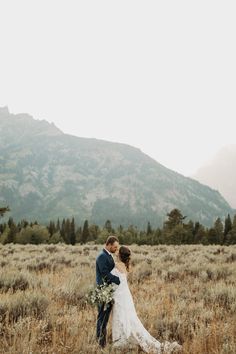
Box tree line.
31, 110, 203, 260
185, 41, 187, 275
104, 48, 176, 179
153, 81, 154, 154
0, 208, 236, 245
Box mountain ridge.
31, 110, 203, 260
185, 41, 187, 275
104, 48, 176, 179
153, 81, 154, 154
0, 107, 233, 227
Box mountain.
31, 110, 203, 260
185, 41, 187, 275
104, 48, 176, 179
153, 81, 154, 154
192, 145, 236, 209
0, 107, 233, 227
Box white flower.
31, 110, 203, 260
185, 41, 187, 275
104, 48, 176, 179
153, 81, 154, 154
86, 282, 115, 310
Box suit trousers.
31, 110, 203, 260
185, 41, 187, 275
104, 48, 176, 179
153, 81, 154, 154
96, 302, 113, 347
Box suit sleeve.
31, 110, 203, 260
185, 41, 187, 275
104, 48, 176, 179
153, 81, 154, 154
97, 254, 120, 285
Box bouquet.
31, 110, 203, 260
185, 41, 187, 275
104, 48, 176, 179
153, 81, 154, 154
86, 282, 116, 310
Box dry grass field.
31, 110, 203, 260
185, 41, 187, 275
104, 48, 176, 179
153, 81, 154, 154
0, 243, 236, 354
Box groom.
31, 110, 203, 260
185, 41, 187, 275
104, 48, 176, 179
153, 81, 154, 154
96, 235, 120, 348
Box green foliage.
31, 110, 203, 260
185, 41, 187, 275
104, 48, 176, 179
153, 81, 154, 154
147, 222, 152, 235
0, 226, 10, 244
226, 215, 236, 245
164, 224, 188, 245
49, 231, 63, 244
224, 214, 232, 242
194, 223, 207, 244
0, 108, 234, 230
88, 224, 100, 241
97, 229, 110, 244
104, 220, 113, 233
14, 225, 50, 244
0, 208, 236, 245
81, 220, 89, 244
164, 209, 186, 230
70, 217, 76, 245
213, 218, 224, 244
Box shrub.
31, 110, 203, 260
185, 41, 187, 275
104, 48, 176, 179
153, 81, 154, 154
0, 271, 32, 293
0, 291, 49, 323
49, 232, 63, 244
204, 283, 236, 312
55, 273, 91, 306
15, 225, 50, 244
226, 253, 236, 263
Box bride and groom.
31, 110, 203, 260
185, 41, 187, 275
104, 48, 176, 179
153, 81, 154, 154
96, 236, 182, 353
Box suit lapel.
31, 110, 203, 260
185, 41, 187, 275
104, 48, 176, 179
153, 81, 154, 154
103, 248, 114, 268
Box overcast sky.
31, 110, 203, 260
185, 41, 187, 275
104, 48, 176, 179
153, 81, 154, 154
0, 1, 235, 176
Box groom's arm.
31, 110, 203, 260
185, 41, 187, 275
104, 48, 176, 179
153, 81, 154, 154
97, 255, 120, 285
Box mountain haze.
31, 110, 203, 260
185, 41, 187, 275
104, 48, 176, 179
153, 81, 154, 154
193, 145, 236, 209
0, 107, 233, 227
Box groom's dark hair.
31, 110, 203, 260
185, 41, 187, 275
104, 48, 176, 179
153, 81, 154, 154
106, 235, 119, 245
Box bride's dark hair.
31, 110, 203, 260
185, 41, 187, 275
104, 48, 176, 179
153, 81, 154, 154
119, 246, 131, 271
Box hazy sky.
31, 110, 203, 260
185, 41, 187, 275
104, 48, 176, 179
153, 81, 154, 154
0, 1, 235, 176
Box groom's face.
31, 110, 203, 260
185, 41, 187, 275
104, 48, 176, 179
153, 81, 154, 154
109, 241, 119, 254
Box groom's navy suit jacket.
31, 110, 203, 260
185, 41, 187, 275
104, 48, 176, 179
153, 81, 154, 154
96, 249, 120, 286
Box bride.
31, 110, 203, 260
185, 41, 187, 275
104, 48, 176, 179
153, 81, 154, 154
111, 246, 182, 353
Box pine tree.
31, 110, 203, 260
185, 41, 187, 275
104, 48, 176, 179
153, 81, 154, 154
146, 221, 152, 235
207, 228, 217, 244
153, 228, 162, 244
70, 217, 76, 245
88, 224, 99, 241
104, 220, 113, 233
125, 225, 138, 244
193, 222, 200, 243
164, 209, 187, 230
81, 220, 89, 244
224, 214, 232, 243
56, 218, 60, 232
21, 219, 29, 228
48, 221, 56, 236
0, 223, 4, 234
61, 219, 66, 242
226, 215, 236, 244
163, 209, 187, 244
169, 224, 188, 244
8, 217, 14, 228
118, 225, 123, 233
183, 220, 194, 244
194, 223, 206, 244
64, 218, 71, 244
76, 226, 82, 243
214, 217, 224, 244
7, 222, 17, 243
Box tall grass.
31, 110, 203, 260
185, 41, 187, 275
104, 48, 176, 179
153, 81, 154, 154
0, 244, 235, 353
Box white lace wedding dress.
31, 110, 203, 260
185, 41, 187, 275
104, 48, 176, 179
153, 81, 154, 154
111, 268, 181, 353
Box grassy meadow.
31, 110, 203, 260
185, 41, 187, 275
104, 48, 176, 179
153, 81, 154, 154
0, 243, 236, 354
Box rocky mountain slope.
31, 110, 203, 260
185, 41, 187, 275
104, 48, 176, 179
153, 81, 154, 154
0, 107, 233, 227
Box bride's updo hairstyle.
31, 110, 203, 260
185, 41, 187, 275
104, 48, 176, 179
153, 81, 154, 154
119, 246, 131, 271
